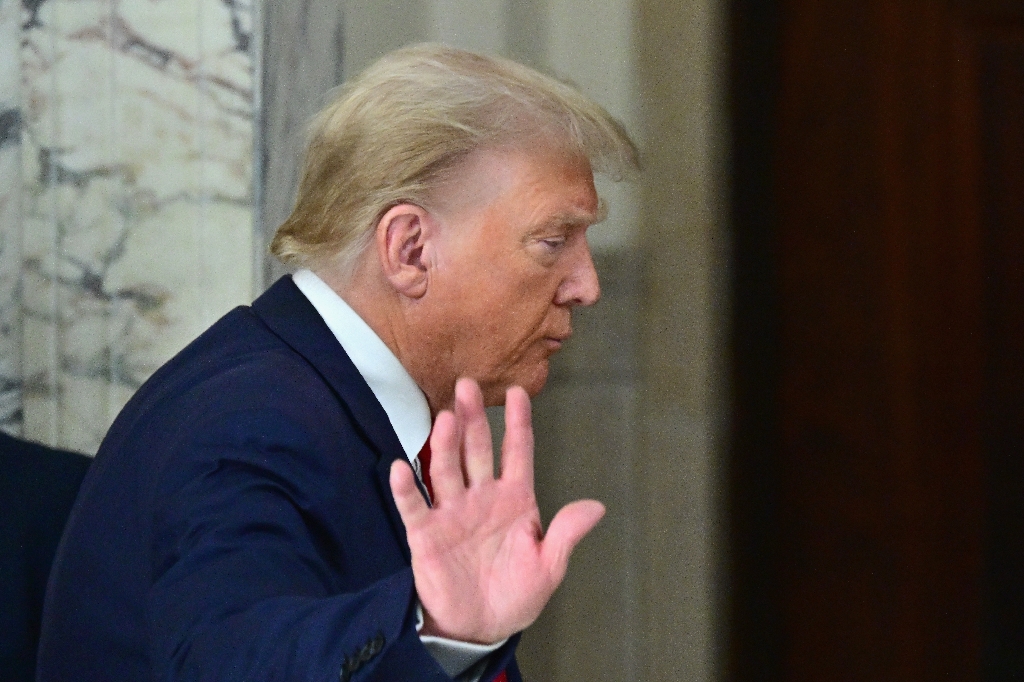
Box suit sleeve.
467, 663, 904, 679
145, 407, 468, 682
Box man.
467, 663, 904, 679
38, 44, 638, 681
0, 433, 90, 682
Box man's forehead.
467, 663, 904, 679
434, 146, 595, 215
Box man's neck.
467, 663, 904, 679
315, 265, 453, 417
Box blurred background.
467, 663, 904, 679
1, 0, 1022, 679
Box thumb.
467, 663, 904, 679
540, 499, 606, 584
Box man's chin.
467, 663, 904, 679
481, 362, 550, 406
512, 361, 551, 400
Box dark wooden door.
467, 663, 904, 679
729, 1, 1024, 679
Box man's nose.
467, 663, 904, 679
556, 242, 601, 306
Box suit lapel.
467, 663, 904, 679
250, 275, 412, 561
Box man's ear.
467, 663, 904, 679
375, 203, 434, 299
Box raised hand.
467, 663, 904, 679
389, 377, 605, 644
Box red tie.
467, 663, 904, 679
415, 440, 508, 682
417, 439, 433, 500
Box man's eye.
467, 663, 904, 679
541, 238, 566, 250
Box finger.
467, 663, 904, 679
540, 499, 606, 585
429, 410, 466, 502
390, 459, 430, 528
456, 378, 494, 486
500, 385, 534, 487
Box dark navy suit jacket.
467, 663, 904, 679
0, 434, 91, 682
37, 276, 521, 682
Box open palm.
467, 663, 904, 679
390, 378, 605, 644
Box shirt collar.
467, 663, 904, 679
291, 269, 431, 463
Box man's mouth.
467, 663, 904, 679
544, 332, 571, 351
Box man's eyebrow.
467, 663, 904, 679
543, 200, 608, 230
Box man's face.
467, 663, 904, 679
422, 147, 601, 406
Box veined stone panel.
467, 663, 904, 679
0, 0, 24, 431
16, 0, 257, 453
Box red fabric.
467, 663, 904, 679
417, 439, 433, 500
417, 439, 508, 682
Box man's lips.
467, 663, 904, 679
544, 332, 572, 350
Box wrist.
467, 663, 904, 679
419, 605, 501, 645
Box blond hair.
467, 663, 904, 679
270, 43, 639, 276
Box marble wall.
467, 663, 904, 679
0, 0, 258, 453
0, 0, 24, 431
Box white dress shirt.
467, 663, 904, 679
292, 269, 505, 680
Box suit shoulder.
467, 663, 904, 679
102, 305, 347, 452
